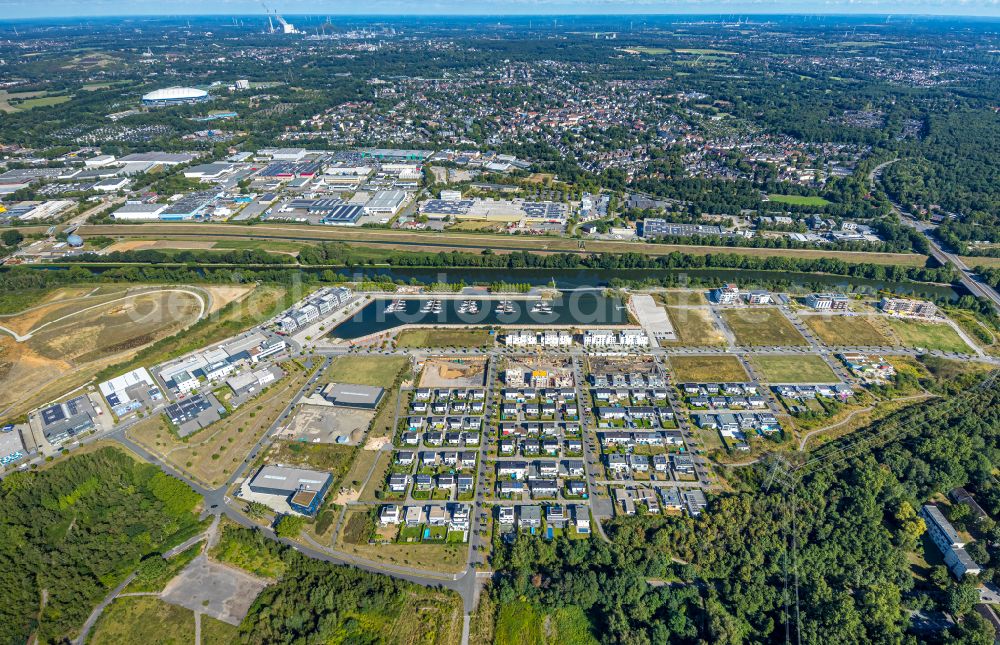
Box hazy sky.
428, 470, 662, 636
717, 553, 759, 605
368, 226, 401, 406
2, 0, 1000, 19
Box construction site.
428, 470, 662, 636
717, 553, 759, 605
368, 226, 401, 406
417, 356, 488, 388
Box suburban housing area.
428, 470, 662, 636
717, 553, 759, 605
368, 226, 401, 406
2, 12, 1000, 645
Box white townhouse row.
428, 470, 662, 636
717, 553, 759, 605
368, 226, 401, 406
582, 329, 650, 348
504, 330, 574, 347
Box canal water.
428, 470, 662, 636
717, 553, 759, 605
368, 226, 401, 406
329, 293, 629, 340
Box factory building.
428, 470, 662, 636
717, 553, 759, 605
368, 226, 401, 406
0, 426, 26, 466
38, 396, 98, 445
112, 203, 167, 221
364, 190, 408, 216
360, 148, 433, 162
321, 383, 385, 409
99, 368, 162, 416
248, 465, 333, 516
227, 367, 279, 397
642, 219, 726, 239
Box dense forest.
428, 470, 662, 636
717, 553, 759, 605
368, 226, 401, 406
210, 524, 462, 644
937, 219, 1000, 257
0, 447, 203, 644
488, 367, 1000, 644
881, 109, 1000, 223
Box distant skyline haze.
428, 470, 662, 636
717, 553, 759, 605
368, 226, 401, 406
2, 1, 1000, 19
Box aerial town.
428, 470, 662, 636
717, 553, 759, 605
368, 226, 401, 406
1, 11, 1000, 645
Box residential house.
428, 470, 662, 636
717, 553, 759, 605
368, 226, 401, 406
457, 475, 475, 493
530, 479, 558, 497
380, 504, 401, 525
565, 460, 585, 477
628, 454, 650, 472
684, 490, 708, 516
449, 504, 470, 531
404, 505, 422, 527
388, 475, 409, 493
546, 504, 567, 528
519, 505, 542, 529
427, 505, 448, 526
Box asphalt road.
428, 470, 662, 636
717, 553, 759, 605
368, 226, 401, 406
870, 161, 1000, 312
8, 283, 1000, 640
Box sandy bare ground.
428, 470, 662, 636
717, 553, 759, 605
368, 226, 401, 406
418, 356, 488, 388
0, 289, 129, 336
102, 240, 218, 253
276, 404, 372, 445
363, 435, 392, 451
4, 290, 205, 342
0, 290, 204, 417
330, 487, 362, 505
199, 285, 256, 314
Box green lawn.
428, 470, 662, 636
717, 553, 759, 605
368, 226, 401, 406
17, 94, 72, 109
201, 615, 241, 645
327, 355, 407, 386
395, 327, 494, 348
494, 600, 599, 645
675, 48, 738, 55
213, 239, 313, 255
662, 307, 727, 346
722, 308, 809, 346
626, 46, 672, 54
766, 194, 831, 206
669, 355, 749, 382
89, 597, 194, 645
754, 354, 838, 384
656, 290, 708, 306
884, 318, 972, 353
495, 600, 545, 645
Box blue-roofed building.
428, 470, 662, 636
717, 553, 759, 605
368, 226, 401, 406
160, 191, 217, 220
320, 204, 365, 226
248, 465, 333, 516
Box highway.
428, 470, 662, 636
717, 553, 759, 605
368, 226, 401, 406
870, 159, 1000, 312
900, 211, 1000, 311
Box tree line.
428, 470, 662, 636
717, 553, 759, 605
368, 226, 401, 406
488, 369, 1000, 644
0, 447, 203, 644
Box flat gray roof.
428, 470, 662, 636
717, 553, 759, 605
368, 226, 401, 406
249, 465, 332, 495
520, 505, 542, 519
366, 190, 407, 209
322, 382, 385, 407
923, 504, 961, 544
119, 152, 197, 164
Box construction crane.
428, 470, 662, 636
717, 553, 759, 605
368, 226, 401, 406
261, 3, 299, 35
261, 4, 274, 34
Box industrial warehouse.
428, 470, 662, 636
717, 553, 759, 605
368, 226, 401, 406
321, 383, 385, 410
245, 465, 333, 516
